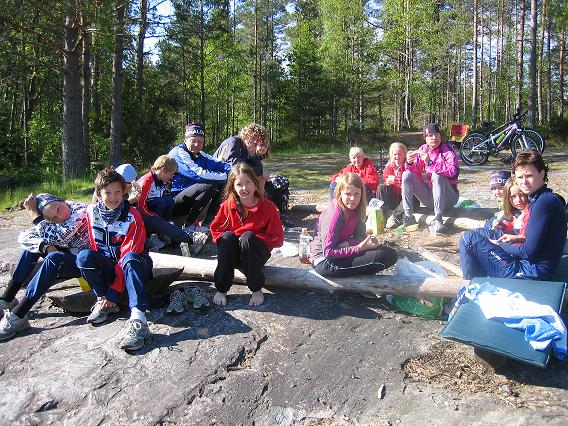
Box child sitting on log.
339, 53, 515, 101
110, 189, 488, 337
489, 169, 511, 209
136, 155, 195, 251
77, 168, 153, 351
210, 163, 284, 307
330, 147, 378, 202
310, 173, 398, 278
0, 194, 90, 341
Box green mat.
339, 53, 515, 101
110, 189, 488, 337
439, 277, 566, 368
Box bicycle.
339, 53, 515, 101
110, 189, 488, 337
459, 111, 545, 166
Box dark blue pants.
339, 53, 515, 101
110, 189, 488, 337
459, 230, 537, 280
214, 231, 270, 293
173, 182, 224, 227
1, 250, 80, 313
76, 250, 152, 311
147, 196, 174, 221
143, 215, 191, 243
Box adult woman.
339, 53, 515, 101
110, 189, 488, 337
460, 149, 567, 280
168, 123, 231, 228
401, 123, 460, 233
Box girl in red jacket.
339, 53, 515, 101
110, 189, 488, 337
210, 163, 284, 307
330, 147, 378, 202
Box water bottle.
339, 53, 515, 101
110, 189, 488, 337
298, 228, 311, 264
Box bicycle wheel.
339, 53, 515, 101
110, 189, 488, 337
460, 132, 489, 166
511, 131, 544, 157
518, 128, 545, 153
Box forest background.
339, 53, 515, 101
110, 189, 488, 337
0, 0, 567, 183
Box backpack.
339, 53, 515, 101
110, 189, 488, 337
265, 175, 290, 213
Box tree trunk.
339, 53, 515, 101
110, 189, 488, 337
546, 16, 552, 122
62, 7, 87, 180
135, 0, 148, 137
527, 0, 537, 127
199, 0, 205, 124
515, 0, 526, 112
472, 0, 479, 126
537, 0, 547, 123
81, 2, 91, 171
109, 2, 126, 166
560, 31, 565, 118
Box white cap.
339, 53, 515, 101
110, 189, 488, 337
115, 163, 137, 183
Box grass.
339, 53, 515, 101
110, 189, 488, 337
0, 177, 94, 211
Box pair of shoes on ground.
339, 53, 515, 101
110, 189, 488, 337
0, 298, 18, 318
0, 307, 30, 341
148, 234, 167, 252
180, 228, 212, 257
395, 215, 449, 234
430, 218, 448, 234
386, 210, 404, 229
167, 286, 210, 313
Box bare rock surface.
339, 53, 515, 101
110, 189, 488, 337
1, 148, 568, 425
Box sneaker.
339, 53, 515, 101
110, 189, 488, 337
0, 309, 30, 341
431, 219, 448, 234
148, 234, 166, 251
402, 215, 418, 232
0, 298, 18, 319
119, 319, 149, 351
386, 211, 403, 229
186, 286, 210, 310
87, 299, 120, 324
167, 289, 189, 313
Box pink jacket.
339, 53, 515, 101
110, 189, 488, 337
407, 143, 459, 187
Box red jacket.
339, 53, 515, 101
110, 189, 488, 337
331, 158, 379, 192
86, 203, 146, 302
136, 171, 166, 217
382, 161, 407, 194
210, 194, 284, 251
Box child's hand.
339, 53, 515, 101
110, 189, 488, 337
385, 175, 395, 185
100, 298, 117, 309
23, 193, 41, 219
418, 149, 429, 162
358, 235, 380, 251
132, 182, 141, 194
406, 150, 418, 163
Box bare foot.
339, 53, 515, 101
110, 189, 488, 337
249, 290, 264, 307
213, 292, 227, 306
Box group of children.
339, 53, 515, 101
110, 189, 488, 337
1, 122, 566, 353
0, 123, 284, 351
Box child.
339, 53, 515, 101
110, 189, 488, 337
376, 142, 413, 228
76, 168, 153, 351
0, 194, 89, 341
492, 177, 529, 243
210, 163, 284, 307
136, 155, 195, 248
311, 173, 398, 277
91, 163, 141, 204
330, 147, 378, 202
489, 169, 511, 209
401, 123, 460, 233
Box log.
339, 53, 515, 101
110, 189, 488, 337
291, 204, 492, 231
149, 252, 467, 298
409, 243, 463, 278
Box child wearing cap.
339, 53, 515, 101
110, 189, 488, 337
77, 168, 152, 351
489, 169, 511, 209
0, 194, 90, 341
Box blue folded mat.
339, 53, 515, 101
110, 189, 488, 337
439, 277, 566, 368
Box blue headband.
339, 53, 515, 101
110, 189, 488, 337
36, 194, 64, 215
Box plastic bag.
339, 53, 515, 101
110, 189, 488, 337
387, 258, 447, 318
454, 197, 481, 209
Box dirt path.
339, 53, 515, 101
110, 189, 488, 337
1, 149, 568, 425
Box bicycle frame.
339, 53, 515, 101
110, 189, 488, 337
469, 121, 519, 154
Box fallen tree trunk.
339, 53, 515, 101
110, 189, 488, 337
291, 204, 489, 230
149, 252, 467, 298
